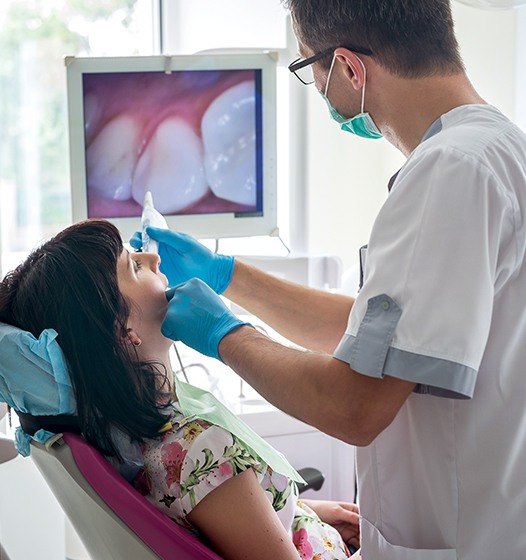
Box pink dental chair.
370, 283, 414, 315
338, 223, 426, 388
29, 431, 224, 560
28, 429, 325, 560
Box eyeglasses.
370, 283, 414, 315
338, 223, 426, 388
288, 45, 374, 85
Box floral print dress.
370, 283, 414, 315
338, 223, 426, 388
131, 401, 350, 560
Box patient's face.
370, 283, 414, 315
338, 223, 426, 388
116, 249, 169, 337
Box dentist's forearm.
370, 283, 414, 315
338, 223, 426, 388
224, 260, 354, 353
218, 326, 412, 447
219, 327, 374, 445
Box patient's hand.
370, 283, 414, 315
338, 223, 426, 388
301, 499, 360, 550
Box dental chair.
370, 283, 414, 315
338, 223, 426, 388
18, 412, 324, 560
28, 430, 222, 560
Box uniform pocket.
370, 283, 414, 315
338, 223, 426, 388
361, 517, 457, 560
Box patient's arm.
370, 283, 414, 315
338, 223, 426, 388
187, 468, 300, 560
225, 260, 354, 354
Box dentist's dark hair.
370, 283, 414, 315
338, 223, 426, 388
0, 219, 171, 459
285, 0, 465, 78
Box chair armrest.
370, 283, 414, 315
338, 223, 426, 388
296, 467, 324, 494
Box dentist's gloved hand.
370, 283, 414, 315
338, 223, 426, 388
129, 228, 234, 294
162, 278, 250, 360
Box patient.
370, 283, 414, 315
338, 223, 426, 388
0, 220, 360, 560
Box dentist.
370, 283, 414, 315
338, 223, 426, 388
136, 1, 526, 558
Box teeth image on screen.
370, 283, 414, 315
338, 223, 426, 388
86, 114, 142, 201
131, 117, 209, 214
83, 93, 103, 144
202, 81, 257, 207
84, 72, 260, 217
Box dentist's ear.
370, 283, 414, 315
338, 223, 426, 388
334, 48, 367, 91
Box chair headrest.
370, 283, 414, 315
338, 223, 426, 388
0, 322, 77, 455
0, 322, 76, 415
0, 323, 142, 468
17, 411, 80, 437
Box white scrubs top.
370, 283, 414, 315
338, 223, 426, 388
334, 104, 526, 559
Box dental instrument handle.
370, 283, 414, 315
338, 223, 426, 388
141, 191, 168, 254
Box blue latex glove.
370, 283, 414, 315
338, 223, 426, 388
129, 227, 234, 294
162, 278, 249, 360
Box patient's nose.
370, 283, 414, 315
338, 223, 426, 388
144, 252, 161, 271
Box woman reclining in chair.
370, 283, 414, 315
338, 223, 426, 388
0, 220, 359, 560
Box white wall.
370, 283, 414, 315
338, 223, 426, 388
0, 457, 66, 560
306, 4, 525, 270
162, 0, 286, 53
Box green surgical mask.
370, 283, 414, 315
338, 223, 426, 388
174, 374, 306, 485
322, 55, 382, 140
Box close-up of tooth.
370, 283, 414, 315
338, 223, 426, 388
83, 93, 102, 143
86, 114, 141, 201
131, 117, 209, 214
201, 81, 257, 207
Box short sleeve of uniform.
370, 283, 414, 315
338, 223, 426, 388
334, 146, 517, 399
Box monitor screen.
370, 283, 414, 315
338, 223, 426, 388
67, 54, 277, 239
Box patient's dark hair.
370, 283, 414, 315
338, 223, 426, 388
0, 219, 171, 458
285, 0, 464, 78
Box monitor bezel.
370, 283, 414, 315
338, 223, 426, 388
66, 53, 278, 240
